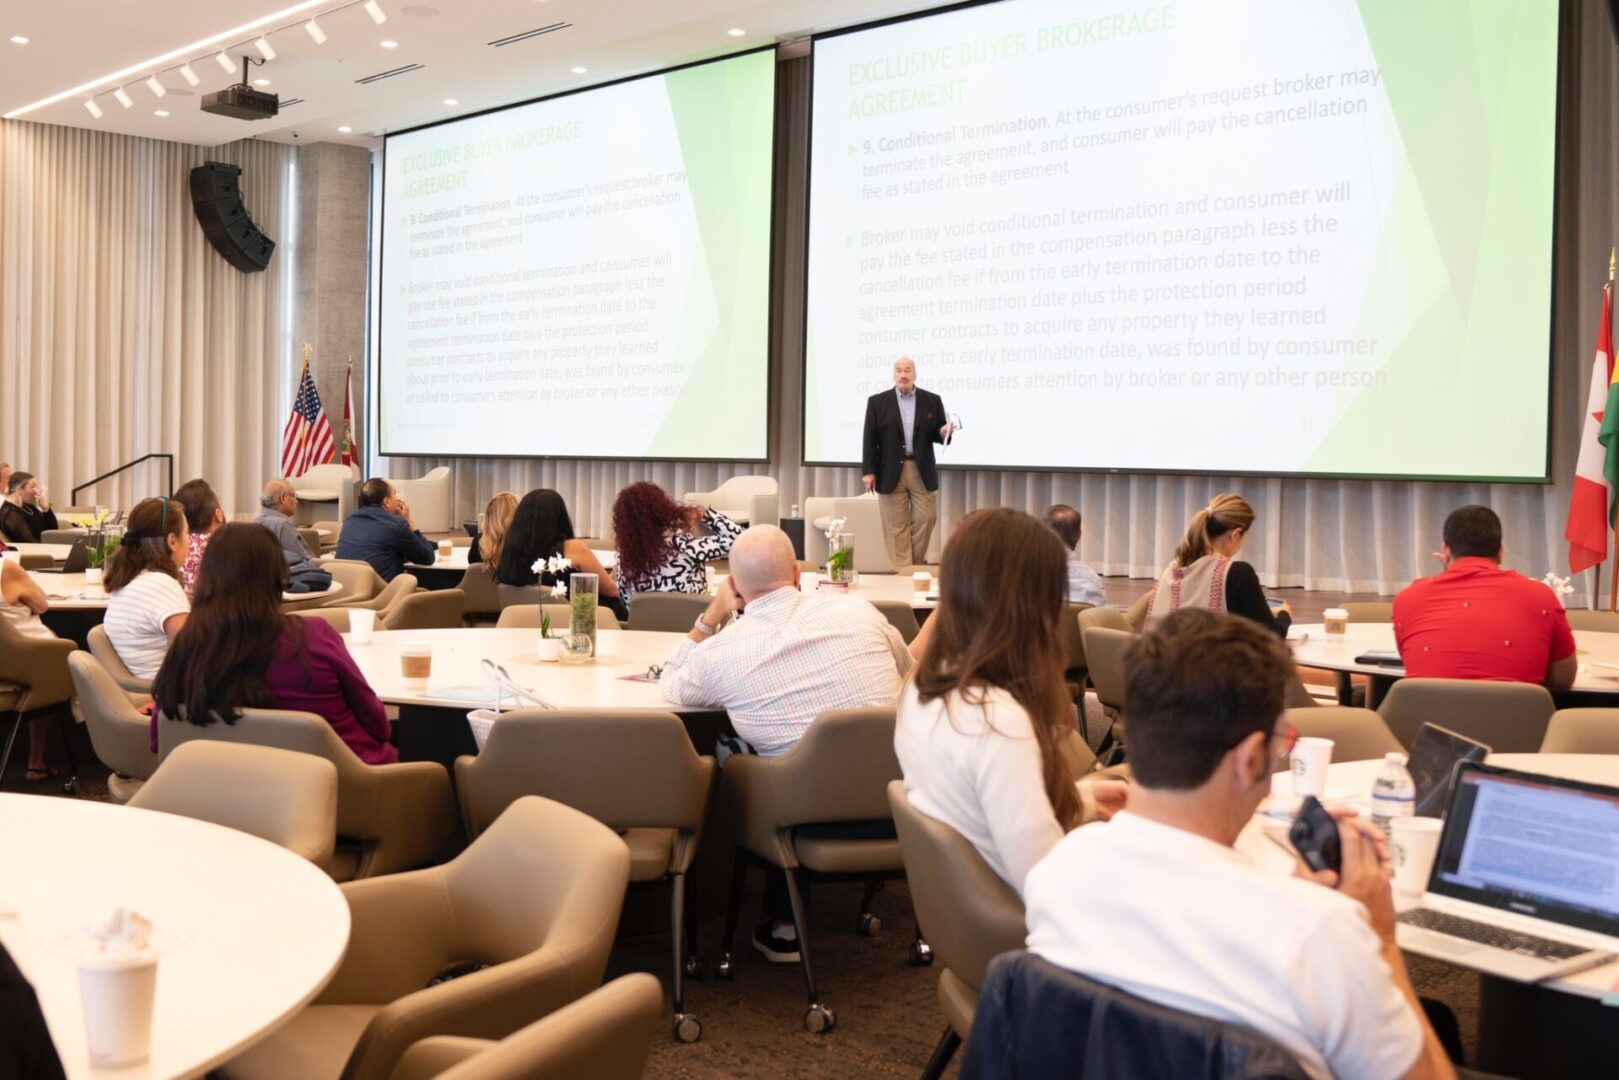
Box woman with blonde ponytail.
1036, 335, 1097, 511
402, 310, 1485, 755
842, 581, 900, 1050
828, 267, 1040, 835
1142, 493, 1290, 635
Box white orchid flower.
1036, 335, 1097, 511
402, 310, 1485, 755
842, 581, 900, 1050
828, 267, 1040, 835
549, 583, 568, 599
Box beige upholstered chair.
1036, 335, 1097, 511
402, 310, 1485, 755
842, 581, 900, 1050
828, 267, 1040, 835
456, 710, 715, 1042
889, 781, 1025, 1080
803, 492, 892, 572
17, 552, 53, 570
1124, 592, 1151, 630
382, 589, 466, 631
324, 559, 382, 605
311, 520, 341, 554
294, 607, 352, 633
67, 651, 158, 803
1378, 678, 1555, 752
387, 973, 662, 1080
88, 624, 152, 700
1080, 625, 1132, 715
871, 600, 921, 644
130, 741, 339, 871
335, 572, 418, 619
1541, 709, 1619, 753
496, 583, 545, 610
719, 707, 916, 1033
1060, 603, 1095, 697
0, 612, 76, 787
625, 592, 712, 633
297, 526, 323, 555
1565, 609, 1619, 632
39, 528, 87, 546
495, 605, 620, 631
457, 563, 502, 621
683, 475, 778, 529
225, 795, 631, 1080
1343, 601, 1394, 623
384, 466, 453, 533
289, 462, 356, 524
158, 707, 455, 881
1285, 706, 1403, 762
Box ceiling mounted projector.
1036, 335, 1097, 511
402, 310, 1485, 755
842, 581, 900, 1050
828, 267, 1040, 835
201, 83, 279, 120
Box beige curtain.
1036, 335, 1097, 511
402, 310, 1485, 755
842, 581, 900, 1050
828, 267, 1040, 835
381, 2, 1619, 600
0, 121, 293, 515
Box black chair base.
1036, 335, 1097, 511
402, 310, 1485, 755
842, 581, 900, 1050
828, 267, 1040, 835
920, 1026, 962, 1080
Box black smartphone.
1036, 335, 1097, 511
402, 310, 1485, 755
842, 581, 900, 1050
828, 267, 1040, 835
1288, 795, 1342, 875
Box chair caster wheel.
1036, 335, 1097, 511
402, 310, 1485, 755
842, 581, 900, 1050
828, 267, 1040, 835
909, 938, 934, 966
857, 912, 881, 937
61, 777, 78, 795
684, 954, 707, 980
674, 1013, 703, 1043
716, 953, 736, 980
804, 1003, 836, 1034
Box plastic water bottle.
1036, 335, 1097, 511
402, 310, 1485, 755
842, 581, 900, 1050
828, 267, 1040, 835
1370, 752, 1415, 837
790, 503, 800, 518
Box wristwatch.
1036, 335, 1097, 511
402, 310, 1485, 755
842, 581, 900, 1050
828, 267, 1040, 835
693, 614, 718, 636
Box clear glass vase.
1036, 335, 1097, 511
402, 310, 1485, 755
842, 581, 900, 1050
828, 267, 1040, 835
826, 532, 856, 584
569, 572, 599, 649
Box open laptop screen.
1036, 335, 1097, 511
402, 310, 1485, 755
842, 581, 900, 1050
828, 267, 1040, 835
1429, 764, 1619, 937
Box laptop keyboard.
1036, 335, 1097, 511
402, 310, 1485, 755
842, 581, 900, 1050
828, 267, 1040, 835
1399, 909, 1593, 960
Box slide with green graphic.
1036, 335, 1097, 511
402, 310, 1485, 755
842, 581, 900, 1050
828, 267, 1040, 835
379, 49, 774, 460
804, 0, 1558, 479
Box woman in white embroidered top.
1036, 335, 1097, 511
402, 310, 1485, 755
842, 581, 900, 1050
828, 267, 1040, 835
895, 507, 1126, 897
102, 497, 191, 680
1143, 493, 1291, 637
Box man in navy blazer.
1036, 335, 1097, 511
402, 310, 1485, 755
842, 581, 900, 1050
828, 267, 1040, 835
862, 357, 952, 570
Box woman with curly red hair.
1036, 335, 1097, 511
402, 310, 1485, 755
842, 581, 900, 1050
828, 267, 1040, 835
611, 481, 743, 605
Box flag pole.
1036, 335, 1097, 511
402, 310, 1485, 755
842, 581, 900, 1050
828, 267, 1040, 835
1608, 248, 1617, 612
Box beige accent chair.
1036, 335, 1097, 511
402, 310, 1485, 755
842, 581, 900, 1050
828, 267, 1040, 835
289, 463, 356, 524
323, 559, 383, 606
889, 781, 1024, 1080
1285, 706, 1403, 762
0, 612, 77, 789
456, 710, 715, 1042
683, 475, 778, 529
719, 707, 918, 1034
387, 974, 662, 1080
88, 624, 152, 701
1124, 592, 1151, 630
1079, 623, 1131, 716
130, 741, 338, 872
624, 591, 711, 633
871, 599, 920, 644
1566, 609, 1619, 632
40, 528, 87, 546
457, 563, 502, 621
225, 795, 632, 1080
311, 520, 342, 554
1378, 678, 1555, 753
382, 589, 466, 631
1541, 709, 1619, 753
298, 526, 323, 555
334, 572, 418, 619
17, 553, 53, 570
495, 605, 620, 631
295, 608, 353, 634
803, 491, 892, 572
1060, 603, 1095, 699
1343, 601, 1394, 623
384, 466, 453, 533
158, 707, 455, 882
67, 651, 158, 803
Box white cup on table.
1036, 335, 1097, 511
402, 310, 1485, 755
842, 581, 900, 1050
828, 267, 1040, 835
1289, 737, 1334, 798
348, 608, 375, 645
1390, 816, 1444, 894
76, 950, 160, 1067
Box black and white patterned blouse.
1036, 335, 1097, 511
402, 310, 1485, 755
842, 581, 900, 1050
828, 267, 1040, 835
619, 507, 744, 604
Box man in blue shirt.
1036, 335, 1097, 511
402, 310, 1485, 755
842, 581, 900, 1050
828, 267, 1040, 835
861, 358, 952, 570
1044, 504, 1105, 606
336, 478, 436, 582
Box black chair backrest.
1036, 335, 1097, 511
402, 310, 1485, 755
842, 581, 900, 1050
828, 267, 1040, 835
960, 951, 1310, 1080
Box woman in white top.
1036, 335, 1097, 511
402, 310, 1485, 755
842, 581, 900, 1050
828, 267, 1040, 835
102, 497, 190, 680
896, 508, 1124, 897
1, 556, 62, 781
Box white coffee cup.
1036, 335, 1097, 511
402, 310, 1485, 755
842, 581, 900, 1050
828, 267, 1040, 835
800, 572, 820, 594
537, 638, 562, 662
1323, 607, 1350, 640
1390, 816, 1444, 894
399, 643, 432, 684
912, 571, 932, 593
348, 608, 376, 645
1290, 737, 1335, 798
77, 951, 159, 1067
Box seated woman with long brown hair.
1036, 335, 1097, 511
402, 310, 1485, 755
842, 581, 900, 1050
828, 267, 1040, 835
611, 481, 743, 606
896, 508, 1124, 896
102, 497, 190, 680
152, 523, 397, 764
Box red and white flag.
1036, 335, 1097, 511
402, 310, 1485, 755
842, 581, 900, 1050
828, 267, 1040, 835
280, 357, 335, 478
338, 359, 360, 477
1566, 280, 1615, 574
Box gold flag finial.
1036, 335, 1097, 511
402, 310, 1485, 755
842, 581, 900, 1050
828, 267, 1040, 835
302, 342, 312, 362
1610, 247, 1616, 282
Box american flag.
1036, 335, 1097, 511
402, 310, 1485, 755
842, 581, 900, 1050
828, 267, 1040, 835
280, 358, 335, 478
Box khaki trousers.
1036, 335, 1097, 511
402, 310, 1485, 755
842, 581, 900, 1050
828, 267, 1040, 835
878, 460, 936, 570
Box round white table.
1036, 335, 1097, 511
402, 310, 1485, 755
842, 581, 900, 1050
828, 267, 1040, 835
31, 573, 343, 612
0, 793, 349, 1079
405, 547, 617, 576
6, 543, 73, 562
1290, 623, 1619, 695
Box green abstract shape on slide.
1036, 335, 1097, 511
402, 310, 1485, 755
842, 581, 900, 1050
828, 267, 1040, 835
1301, 0, 1556, 478
645, 52, 774, 457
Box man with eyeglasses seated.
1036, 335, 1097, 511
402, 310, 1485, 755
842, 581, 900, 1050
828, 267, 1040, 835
1023, 608, 1457, 1080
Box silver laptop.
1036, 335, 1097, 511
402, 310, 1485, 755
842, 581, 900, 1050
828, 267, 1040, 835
1397, 762, 1619, 982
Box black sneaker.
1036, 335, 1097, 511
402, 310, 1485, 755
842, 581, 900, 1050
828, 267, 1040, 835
751, 921, 801, 963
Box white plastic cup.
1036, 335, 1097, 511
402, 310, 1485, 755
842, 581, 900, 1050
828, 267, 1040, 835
437, 540, 453, 560
912, 571, 932, 593
348, 608, 376, 645
537, 638, 562, 662
1390, 816, 1444, 894
1323, 607, 1350, 641
1290, 737, 1335, 798
399, 643, 432, 684
800, 572, 820, 594
77, 952, 159, 1067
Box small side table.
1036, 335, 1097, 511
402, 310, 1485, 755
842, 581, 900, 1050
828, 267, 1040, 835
779, 517, 806, 560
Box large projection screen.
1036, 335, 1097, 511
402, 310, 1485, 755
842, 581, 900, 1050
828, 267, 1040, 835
804, 0, 1560, 480
379, 49, 775, 460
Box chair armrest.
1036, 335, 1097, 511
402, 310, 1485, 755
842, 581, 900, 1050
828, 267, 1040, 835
346, 761, 458, 878
0, 637, 76, 710
318, 875, 456, 1006
388, 1036, 492, 1080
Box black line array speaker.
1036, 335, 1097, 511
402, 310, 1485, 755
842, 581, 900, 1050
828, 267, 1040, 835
189, 161, 276, 273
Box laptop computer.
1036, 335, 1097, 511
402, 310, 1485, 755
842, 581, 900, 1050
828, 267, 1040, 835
1406, 723, 1489, 818
1396, 762, 1619, 982
30, 537, 91, 574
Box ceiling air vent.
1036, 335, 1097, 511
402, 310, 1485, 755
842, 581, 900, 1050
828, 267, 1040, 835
488, 22, 570, 47
356, 63, 425, 85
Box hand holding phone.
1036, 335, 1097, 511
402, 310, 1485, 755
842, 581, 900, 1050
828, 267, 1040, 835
1288, 795, 1342, 875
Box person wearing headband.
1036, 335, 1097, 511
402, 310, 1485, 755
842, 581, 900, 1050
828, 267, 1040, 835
1140, 493, 1290, 637
101, 496, 190, 680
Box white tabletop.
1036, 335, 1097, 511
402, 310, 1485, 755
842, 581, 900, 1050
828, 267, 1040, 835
0, 793, 349, 1079
343, 627, 696, 711
1239, 753, 1619, 999
33, 573, 343, 611
1290, 623, 1619, 695
7, 543, 74, 561
406, 547, 617, 574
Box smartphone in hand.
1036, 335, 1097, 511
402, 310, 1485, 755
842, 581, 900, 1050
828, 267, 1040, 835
1288, 795, 1342, 875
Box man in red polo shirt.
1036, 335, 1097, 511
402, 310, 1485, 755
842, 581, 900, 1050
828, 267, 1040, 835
1393, 505, 1575, 687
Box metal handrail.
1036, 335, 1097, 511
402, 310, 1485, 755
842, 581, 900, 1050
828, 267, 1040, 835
71, 454, 175, 505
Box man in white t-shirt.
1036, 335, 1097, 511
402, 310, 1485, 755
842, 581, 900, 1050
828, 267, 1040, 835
1024, 608, 1455, 1080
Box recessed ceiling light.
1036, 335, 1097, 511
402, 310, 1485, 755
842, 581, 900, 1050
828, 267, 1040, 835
113, 87, 133, 109
380, 39, 398, 48
84, 99, 103, 118
443, 97, 458, 106
570, 66, 586, 74
9, 35, 28, 45
179, 62, 200, 86
727, 28, 745, 37
364, 0, 388, 25
337, 125, 352, 133
155, 109, 169, 117
254, 78, 271, 86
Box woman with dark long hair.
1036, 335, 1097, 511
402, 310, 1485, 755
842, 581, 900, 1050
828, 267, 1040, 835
611, 481, 742, 604
151, 523, 396, 763
494, 489, 623, 617
173, 478, 225, 596
896, 507, 1124, 895
102, 497, 190, 679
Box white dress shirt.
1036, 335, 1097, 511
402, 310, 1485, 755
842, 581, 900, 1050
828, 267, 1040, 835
1065, 549, 1106, 606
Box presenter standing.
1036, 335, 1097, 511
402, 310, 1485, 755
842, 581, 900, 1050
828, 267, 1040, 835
862, 358, 952, 570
